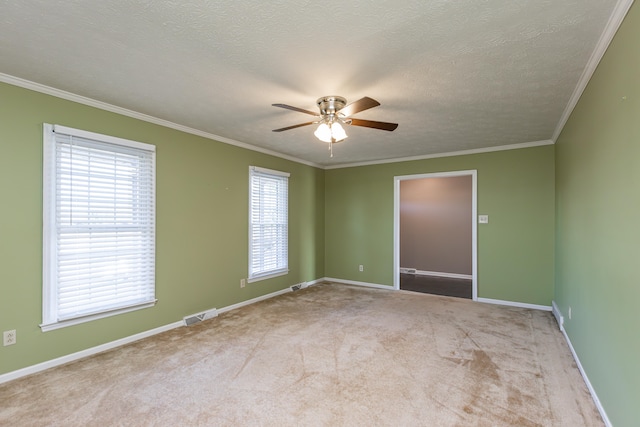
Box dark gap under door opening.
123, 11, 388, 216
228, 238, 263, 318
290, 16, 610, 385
400, 273, 472, 299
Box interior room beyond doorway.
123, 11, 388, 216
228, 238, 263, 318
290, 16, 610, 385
396, 172, 477, 299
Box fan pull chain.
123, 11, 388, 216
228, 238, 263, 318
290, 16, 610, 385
329, 141, 333, 157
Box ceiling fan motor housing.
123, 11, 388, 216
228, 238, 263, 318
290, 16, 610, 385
317, 96, 347, 119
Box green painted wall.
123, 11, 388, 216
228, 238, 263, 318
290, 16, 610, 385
555, 3, 640, 425
0, 82, 325, 375
325, 146, 555, 306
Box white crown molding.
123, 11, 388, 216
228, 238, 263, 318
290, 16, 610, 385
324, 139, 555, 170
0, 72, 564, 171
552, 0, 635, 142
0, 73, 557, 171
0, 73, 321, 169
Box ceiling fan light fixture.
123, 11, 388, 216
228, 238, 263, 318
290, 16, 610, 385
331, 122, 347, 142
314, 122, 347, 143
314, 123, 332, 143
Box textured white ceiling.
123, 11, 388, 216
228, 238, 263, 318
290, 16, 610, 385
0, 0, 625, 167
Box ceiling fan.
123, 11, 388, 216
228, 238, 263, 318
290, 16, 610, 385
272, 96, 398, 157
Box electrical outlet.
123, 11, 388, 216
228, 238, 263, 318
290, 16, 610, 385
568, 306, 572, 320
3, 330, 16, 346
359, 265, 364, 272
240, 278, 246, 288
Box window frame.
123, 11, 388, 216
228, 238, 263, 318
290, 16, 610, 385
248, 166, 290, 283
41, 124, 156, 331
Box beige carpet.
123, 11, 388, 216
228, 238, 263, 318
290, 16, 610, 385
1, 283, 602, 426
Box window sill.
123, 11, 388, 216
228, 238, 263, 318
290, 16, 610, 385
40, 300, 157, 332
247, 270, 289, 284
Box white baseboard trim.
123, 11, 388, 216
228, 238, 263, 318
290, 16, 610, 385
477, 297, 552, 311
0, 281, 313, 385
551, 300, 565, 332
216, 287, 291, 314
0, 320, 183, 385
475, 297, 612, 424
324, 277, 394, 290
400, 269, 472, 280
324, 279, 551, 312
325, 279, 553, 314
558, 321, 612, 426
304, 278, 326, 287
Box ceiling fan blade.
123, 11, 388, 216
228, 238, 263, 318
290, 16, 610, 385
338, 97, 380, 117
272, 122, 316, 132
272, 103, 319, 116
349, 118, 398, 131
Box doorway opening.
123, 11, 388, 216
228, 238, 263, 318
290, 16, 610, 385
393, 170, 477, 300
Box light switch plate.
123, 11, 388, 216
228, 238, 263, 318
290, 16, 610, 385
478, 215, 489, 224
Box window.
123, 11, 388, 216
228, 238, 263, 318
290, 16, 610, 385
42, 124, 156, 331
248, 166, 289, 282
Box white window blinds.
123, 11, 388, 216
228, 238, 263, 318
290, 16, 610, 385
42, 124, 156, 330
248, 166, 289, 282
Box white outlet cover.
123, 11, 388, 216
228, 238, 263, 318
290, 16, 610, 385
3, 329, 16, 346
479, 215, 489, 224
